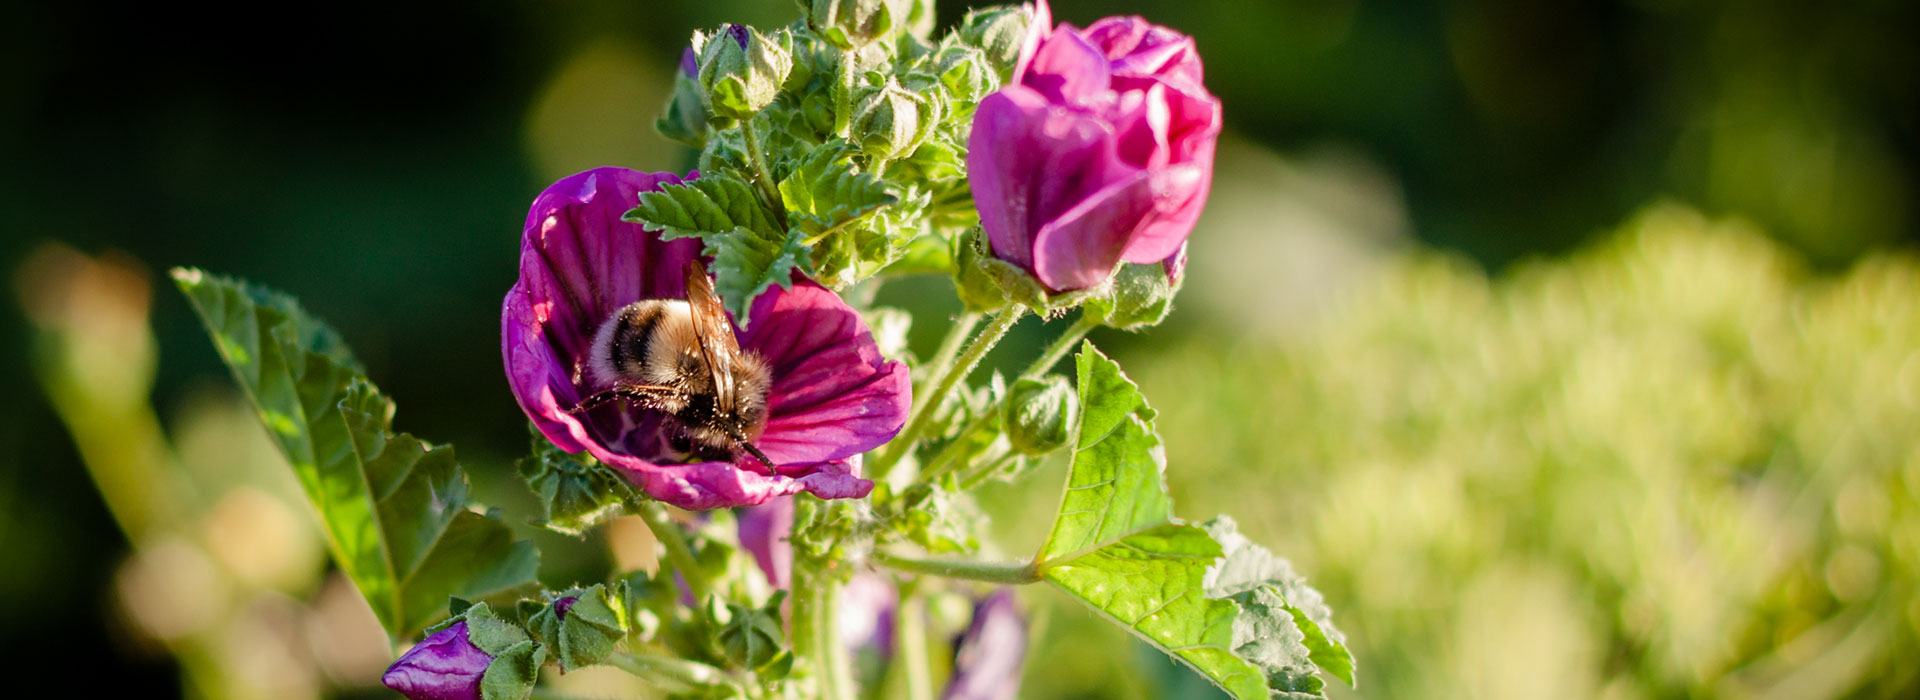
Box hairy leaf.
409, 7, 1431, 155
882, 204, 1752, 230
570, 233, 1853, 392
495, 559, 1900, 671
624, 173, 781, 243
705, 226, 808, 327
174, 269, 537, 639
1206, 517, 1356, 688
779, 140, 896, 237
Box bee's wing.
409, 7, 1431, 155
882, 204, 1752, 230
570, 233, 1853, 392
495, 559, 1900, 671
684, 259, 742, 414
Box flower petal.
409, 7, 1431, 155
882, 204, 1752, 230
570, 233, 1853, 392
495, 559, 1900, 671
382, 621, 489, 700
1030, 165, 1161, 291
742, 278, 912, 464
969, 87, 1115, 276
942, 590, 1028, 700
1020, 26, 1113, 109
737, 497, 795, 589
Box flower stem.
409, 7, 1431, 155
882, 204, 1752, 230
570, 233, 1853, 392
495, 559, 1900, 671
1021, 311, 1102, 379
833, 52, 857, 138
871, 550, 1041, 584
738, 115, 787, 228
797, 569, 856, 700
922, 312, 982, 396
874, 306, 1024, 479
606, 650, 734, 691
634, 500, 713, 604
898, 594, 935, 700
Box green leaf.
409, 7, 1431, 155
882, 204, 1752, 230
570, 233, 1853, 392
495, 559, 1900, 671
624, 173, 781, 243
173, 269, 538, 639
1030, 344, 1269, 699
705, 225, 808, 327
1032, 344, 1349, 699
778, 140, 896, 237
1205, 517, 1356, 688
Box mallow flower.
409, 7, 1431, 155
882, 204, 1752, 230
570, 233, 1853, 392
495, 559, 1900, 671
967, 0, 1221, 292
502, 167, 911, 510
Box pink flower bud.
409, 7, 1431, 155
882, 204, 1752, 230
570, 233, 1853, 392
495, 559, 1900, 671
967, 1, 1220, 292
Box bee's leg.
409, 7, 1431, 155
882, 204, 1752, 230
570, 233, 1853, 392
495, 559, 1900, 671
730, 433, 778, 476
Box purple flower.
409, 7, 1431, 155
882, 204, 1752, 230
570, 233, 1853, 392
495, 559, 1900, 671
502, 167, 911, 510
967, 0, 1221, 292
382, 621, 490, 700
737, 496, 796, 589
942, 590, 1029, 700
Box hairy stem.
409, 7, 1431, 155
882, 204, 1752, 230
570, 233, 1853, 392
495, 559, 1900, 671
797, 568, 856, 700
1021, 312, 1102, 379
738, 116, 787, 228
871, 550, 1041, 584
606, 650, 734, 691
874, 305, 1024, 479
634, 500, 712, 603
833, 51, 857, 138
898, 594, 935, 700
922, 312, 983, 396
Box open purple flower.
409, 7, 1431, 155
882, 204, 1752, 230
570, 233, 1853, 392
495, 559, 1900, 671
968, 0, 1221, 292
503, 167, 911, 510
382, 621, 489, 700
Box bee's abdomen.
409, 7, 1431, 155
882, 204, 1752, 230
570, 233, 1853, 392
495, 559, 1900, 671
609, 302, 667, 378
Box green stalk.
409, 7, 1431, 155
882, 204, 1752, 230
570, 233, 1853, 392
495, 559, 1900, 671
606, 650, 735, 691
921, 312, 982, 396
738, 115, 787, 228
1021, 312, 1102, 379
898, 594, 935, 700
873, 305, 1025, 479
634, 500, 713, 603
833, 51, 857, 138
871, 550, 1041, 584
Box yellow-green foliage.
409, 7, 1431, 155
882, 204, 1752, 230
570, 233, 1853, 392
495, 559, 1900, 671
1106, 205, 1920, 700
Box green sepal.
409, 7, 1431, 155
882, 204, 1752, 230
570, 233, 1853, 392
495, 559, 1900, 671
527, 583, 630, 671
707, 591, 790, 672
480, 641, 546, 700
1084, 261, 1183, 330
694, 25, 794, 120
658, 70, 712, 148
518, 428, 627, 536
953, 228, 1110, 315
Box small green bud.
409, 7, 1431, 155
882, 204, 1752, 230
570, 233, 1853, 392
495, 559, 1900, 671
1002, 375, 1076, 455
527, 584, 628, 671
806, 0, 910, 48
933, 46, 997, 106
959, 5, 1034, 73
853, 78, 935, 162
695, 24, 793, 120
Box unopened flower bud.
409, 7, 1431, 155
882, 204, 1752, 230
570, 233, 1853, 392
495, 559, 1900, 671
1002, 375, 1075, 455
853, 78, 935, 162
806, 0, 911, 48
958, 5, 1034, 73
383, 604, 545, 700
527, 584, 628, 672
695, 24, 793, 121
707, 592, 790, 672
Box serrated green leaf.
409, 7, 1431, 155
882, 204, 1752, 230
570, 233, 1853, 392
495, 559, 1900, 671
1043, 523, 1271, 700
1029, 344, 1270, 699
1205, 517, 1355, 688
778, 140, 896, 237
705, 225, 807, 327
625, 173, 781, 242
173, 269, 538, 639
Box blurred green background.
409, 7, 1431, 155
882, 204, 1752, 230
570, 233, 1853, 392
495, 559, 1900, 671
3, 0, 1916, 698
